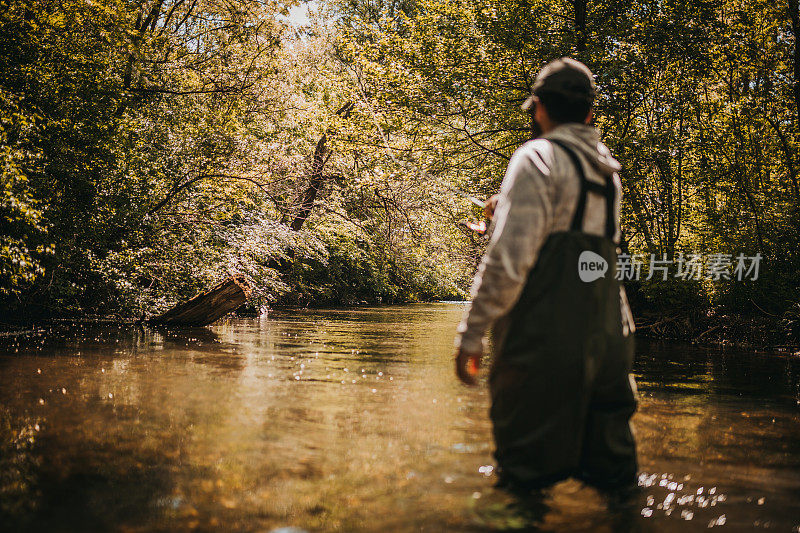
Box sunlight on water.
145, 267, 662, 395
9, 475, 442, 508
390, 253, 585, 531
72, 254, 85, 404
0, 304, 799, 531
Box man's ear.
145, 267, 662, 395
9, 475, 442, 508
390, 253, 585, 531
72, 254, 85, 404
529, 109, 542, 138
534, 97, 547, 124
584, 109, 594, 125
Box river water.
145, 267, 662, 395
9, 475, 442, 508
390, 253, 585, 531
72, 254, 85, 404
0, 303, 798, 532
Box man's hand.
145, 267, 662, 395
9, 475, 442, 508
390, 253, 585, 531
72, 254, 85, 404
483, 194, 500, 220
455, 348, 482, 386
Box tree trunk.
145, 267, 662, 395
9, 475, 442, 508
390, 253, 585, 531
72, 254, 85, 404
149, 275, 251, 326
790, 0, 800, 128
572, 0, 587, 53
284, 101, 353, 231
288, 133, 331, 231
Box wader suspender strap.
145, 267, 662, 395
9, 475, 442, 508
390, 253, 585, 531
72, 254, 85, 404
549, 139, 616, 239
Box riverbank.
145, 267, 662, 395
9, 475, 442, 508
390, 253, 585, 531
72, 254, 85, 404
635, 310, 799, 354
2, 303, 798, 356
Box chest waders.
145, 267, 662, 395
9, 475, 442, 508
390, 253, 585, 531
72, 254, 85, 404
490, 139, 638, 492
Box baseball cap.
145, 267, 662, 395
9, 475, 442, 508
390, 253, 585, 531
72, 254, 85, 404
521, 57, 596, 110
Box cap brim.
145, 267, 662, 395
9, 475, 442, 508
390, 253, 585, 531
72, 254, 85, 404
521, 94, 536, 110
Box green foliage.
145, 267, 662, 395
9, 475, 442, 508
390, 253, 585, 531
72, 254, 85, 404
285, 222, 394, 305
334, 0, 800, 317
633, 278, 709, 314
0, 90, 50, 298
0, 0, 798, 322
279, 218, 466, 306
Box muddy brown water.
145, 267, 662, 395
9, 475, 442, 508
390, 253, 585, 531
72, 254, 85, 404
0, 303, 798, 532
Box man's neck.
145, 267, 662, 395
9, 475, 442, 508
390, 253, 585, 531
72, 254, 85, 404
543, 122, 591, 136
538, 121, 559, 135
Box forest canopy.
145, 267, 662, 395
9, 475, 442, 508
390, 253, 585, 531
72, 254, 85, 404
1, 0, 799, 330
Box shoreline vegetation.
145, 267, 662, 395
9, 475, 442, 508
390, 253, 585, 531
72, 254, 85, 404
2, 0, 799, 347
1, 302, 798, 355
635, 311, 799, 354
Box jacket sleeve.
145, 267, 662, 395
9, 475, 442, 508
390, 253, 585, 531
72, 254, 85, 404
455, 143, 554, 353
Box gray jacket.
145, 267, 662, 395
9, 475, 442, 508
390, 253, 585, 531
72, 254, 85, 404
455, 123, 623, 353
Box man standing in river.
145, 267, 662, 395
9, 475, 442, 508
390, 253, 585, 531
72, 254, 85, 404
454, 58, 638, 495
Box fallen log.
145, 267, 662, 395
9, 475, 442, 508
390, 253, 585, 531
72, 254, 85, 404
149, 275, 251, 327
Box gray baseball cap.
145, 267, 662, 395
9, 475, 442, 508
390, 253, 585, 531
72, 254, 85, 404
522, 57, 596, 110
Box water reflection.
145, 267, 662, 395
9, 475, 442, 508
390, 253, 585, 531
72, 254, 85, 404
0, 305, 798, 531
